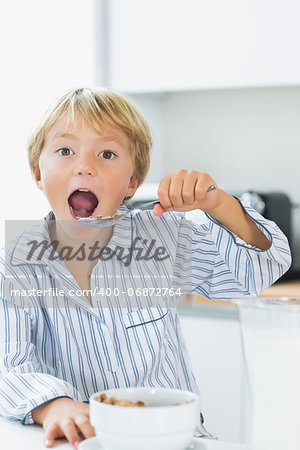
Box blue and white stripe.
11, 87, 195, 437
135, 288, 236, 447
0, 199, 291, 437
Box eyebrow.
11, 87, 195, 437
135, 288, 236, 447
53, 132, 124, 146
53, 132, 76, 139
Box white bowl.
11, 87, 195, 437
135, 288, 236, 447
90, 387, 199, 450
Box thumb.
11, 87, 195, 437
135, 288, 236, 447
152, 203, 173, 216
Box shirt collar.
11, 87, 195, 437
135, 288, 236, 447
9, 205, 133, 267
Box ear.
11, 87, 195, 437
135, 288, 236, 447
33, 168, 43, 192
125, 176, 138, 197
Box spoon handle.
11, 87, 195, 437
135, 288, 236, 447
126, 200, 160, 211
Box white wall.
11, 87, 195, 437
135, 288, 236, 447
130, 94, 166, 183
133, 87, 300, 268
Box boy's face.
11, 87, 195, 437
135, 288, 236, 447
34, 114, 138, 237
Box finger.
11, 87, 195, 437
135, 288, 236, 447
181, 170, 199, 205
61, 418, 83, 449
194, 173, 212, 203
44, 423, 63, 448
152, 203, 165, 216
168, 171, 185, 208
157, 174, 173, 210
74, 414, 96, 439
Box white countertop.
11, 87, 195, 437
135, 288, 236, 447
0, 417, 70, 450
0, 417, 250, 449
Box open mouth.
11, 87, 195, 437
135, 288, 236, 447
68, 189, 99, 219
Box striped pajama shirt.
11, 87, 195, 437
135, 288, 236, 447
0, 199, 291, 436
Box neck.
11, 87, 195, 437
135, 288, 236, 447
48, 220, 113, 276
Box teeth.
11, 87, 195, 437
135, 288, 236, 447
78, 189, 89, 192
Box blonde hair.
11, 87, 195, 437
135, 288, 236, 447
27, 87, 152, 199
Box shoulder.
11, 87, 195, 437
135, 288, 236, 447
0, 218, 49, 276
0, 235, 21, 275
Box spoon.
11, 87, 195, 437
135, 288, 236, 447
78, 185, 217, 228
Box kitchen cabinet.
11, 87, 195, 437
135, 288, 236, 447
178, 313, 251, 443
107, 0, 300, 93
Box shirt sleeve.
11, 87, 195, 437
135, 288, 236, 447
171, 198, 292, 299
0, 282, 83, 425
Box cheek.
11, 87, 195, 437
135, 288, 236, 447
42, 181, 57, 201
39, 162, 64, 197
103, 182, 126, 198
39, 157, 67, 184
40, 159, 56, 176
107, 162, 134, 185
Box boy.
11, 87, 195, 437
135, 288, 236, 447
0, 87, 291, 449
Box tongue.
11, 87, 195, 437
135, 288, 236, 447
68, 190, 98, 217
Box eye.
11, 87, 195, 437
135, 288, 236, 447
99, 150, 116, 160
57, 147, 74, 156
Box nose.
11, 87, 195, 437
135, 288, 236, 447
73, 153, 97, 176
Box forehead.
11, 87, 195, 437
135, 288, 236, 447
45, 113, 130, 146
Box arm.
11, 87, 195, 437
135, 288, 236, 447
0, 295, 94, 448
172, 201, 291, 298
153, 170, 291, 298
204, 189, 270, 250
0, 298, 81, 424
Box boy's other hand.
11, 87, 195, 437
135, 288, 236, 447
153, 170, 219, 216
32, 397, 95, 449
